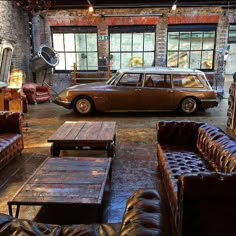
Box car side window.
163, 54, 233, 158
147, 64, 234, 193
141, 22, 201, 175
173, 75, 204, 88
145, 74, 171, 88
117, 73, 141, 87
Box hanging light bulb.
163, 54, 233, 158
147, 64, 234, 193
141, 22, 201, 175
171, 0, 177, 11
88, 5, 94, 13
87, 0, 94, 13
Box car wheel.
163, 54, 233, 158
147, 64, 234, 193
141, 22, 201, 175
73, 97, 94, 115
179, 97, 199, 115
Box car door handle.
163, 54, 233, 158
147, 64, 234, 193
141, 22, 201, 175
135, 89, 142, 91
168, 90, 174, 93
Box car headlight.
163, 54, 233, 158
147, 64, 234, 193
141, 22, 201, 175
58, 91, 69, 101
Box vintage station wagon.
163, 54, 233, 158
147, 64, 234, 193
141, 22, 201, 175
53, 67, 218, 115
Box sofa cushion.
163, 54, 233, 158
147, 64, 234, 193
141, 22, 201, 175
157, 121, 203, 146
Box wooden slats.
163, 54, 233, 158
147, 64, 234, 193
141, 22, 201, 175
8, 157, 111, 207
48, 121, 116, 142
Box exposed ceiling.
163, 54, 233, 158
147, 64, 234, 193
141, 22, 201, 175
53, 0, 236, 9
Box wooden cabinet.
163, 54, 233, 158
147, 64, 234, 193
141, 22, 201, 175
227, 83, 236, 131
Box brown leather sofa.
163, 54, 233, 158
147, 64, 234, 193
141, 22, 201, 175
0, 111, 24, 170
23, 83, 51, 104
0, 189, 168, 236
156, 121, 236, 236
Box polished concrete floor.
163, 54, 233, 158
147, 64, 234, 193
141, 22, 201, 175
0, 76, 235, 227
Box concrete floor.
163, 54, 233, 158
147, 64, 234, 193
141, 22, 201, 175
0, 76, 235, 228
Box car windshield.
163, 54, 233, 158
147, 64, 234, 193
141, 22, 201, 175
106, 72, 121, 85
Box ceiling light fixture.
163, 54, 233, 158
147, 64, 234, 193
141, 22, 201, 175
87, 0, 94, 13
171, 0, 177, 11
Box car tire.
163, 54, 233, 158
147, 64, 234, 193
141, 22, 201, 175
73, 97, 94, 115
179, 97, 199, 115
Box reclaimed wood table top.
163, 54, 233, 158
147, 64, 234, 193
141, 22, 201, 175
48, 121, 116, 144
8, 157, 112, 206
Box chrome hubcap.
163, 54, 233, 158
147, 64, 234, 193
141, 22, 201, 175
77, 99, 91, 114
182, 98, 197, 113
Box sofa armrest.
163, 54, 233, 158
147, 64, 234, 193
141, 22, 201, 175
156, 121, 204, 146
0, 111, 23, 134
120, 189, 168, 236
178, 173, 236, 236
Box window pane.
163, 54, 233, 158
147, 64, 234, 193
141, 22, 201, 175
190, 51, 201, 68
144, 52, 154, 67
75, 34, 86, 52
179, 32, 190, 50
168, 32, 179, 50
201, 51, 213, 69
53, 34, 64, 51
179, 52, 189, 68
229, 25, 236, 42
65, 52, 76, 70
203, 32, 215, 50
64, 34, 75, 51
144, 33, 155, 51
118, 73, 140, 86
121, 52, 131, 68
110, 34, 120, 51
111, 53, 120, 70
121, 33, 132, 51
191, 32, 203, 50
87, 52, 98, 70
182, 75, 204, 88
167, 52, 178, 67
87, 33, 97, 51
133, 33, 143, 51
77, 53, 87, 70
55, 53, 65, 70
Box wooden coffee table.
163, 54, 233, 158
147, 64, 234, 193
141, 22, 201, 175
48, 121, 116, 157
8, 157, 112, 222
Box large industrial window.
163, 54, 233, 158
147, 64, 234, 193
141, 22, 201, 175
167, 25, 216, 70
109, 26, 156, 70
51, 27, 98, 71
228, 24, 236, 43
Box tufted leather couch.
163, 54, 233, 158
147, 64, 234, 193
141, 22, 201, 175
0, 189, 168, 236
0, 111, 24, 170
156, 121, 236, 236
23, 83, 51, 104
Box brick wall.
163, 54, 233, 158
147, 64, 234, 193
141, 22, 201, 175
29, 6, 236, 92
0, 1, 31, 81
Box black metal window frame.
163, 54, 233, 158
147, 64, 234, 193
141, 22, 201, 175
109, 26, 156, 70
167, 24, 217, 71
51, 26, 98, 72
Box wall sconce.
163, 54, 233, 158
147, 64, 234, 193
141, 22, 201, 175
171, 0, 177, 11
87, 0, 94, 13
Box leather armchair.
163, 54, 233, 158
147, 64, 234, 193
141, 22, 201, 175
23, 83, 51, 104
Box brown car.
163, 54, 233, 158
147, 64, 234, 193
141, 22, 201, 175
53, 67, 218, 115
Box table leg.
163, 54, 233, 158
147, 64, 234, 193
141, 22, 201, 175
51, 143, 60, 157
107, 142, 115, 158
8, 204, 21, 218
8, 203, 13, 216
15, 205, 20, 218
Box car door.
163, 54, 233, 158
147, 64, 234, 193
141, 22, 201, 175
107, 73, 143, 110
139, 74, 175, 110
